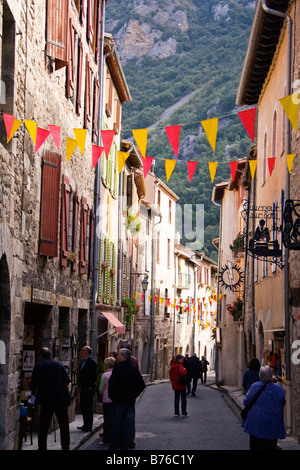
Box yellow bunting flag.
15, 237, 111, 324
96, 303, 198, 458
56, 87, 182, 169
279, 93, 299, 131
66, 137, 78, 162
287, 154, 295, 173
165, 159, 176, 181
249, 160, 257, 179
132, 128, 148, 158
24, 119, 37, 144
135, 292, 139, 300
201, 117, 218, 152
118, 151, 129, 174
73, 128, 87, 155
208, 162, 218, 183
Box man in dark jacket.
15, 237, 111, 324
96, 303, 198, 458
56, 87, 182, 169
77, 345, 97, 432
186, 353, 202, 396
108, 348, 145, 450
30, 347, 71, 450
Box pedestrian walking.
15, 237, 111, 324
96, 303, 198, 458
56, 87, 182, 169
108, 348, 145, 450
116, 339, 139, 369
243, 365, 286, 450
242, 357, 260, 393
77, 345, 97, 432
169, 354, 189, 418
30, 347, 71, 451
98, 356, 115, 444
200, 355, 209, 384
186, 353, 202, 396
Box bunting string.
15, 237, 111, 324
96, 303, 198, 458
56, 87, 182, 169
2, 92, 298, 182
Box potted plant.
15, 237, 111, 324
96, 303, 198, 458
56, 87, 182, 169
230, 233, 244, 254
126, 208, 141, 236
121, 294, 139, 323
226, 297, 243, 321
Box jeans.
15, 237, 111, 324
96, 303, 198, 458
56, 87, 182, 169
80, 386, 94, 430
38, 402, 70, 450
187, 377, 198, 395
174, 390, 187, 416
102, 402, 112, 442
250, 434, 278, 450
109, 401, 135, 450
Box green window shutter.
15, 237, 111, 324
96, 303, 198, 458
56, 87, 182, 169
104, 237, 111, 304
97, 232, 103, 302
111, 243, 117, 302
114, 146, 118, 198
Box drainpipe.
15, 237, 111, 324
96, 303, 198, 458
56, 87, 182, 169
261, 0, 292, 436
91, 0, 106, 354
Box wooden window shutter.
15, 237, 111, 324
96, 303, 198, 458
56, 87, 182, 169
87, 0, 95, 47
93, 78, 100, 142
79, 197, 88, 275
39, 151, 61, 257
84, 57, 92, 129
95, 0, 102, 63
88, 206, 95, 278
76, 39, 84, 114
72, 190, 80, 271
127, 174, 132, 208
46, 0, 68, 70
67, 15, 75, 99
104, 237, 111, 303
97, 232, 103, 301
111, 243, 117, 300
60, 175, 71, 267
76, 0, 85, 25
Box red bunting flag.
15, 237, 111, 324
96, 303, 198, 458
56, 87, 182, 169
48, 125, 61, 150
165, 125, 181, 157
229, 161, 239, 181
3, 113, 15, 139
154, 295, 158, 303
187, 161, 198, 182
141, 294, 145, 301
143, 156, 154, 178
101, 129, 115, 158
92, 145, 104, 168
35, 127, 50, 152
268, 157, 276, 176
238, 107, 256, 142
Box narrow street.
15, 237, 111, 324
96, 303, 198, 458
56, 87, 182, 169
80, 379, 249, 451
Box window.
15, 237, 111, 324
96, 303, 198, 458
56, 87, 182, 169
262, 132, 267, 185
272, 111, 277, 158
169, 199, 172, 224
60, 175, 71, 267
105, 70, 113, 116
167, 238, 171, 268
1, 1, 15, 117
84, 57, 93, 129
79, 197, 88, 275
46, 0, 68, 70
39, 151, 61, 257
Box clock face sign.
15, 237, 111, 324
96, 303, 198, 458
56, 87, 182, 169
218, 263, 244, 292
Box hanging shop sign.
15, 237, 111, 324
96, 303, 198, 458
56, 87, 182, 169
282, 199, 300, 250
218, 262, 244, 292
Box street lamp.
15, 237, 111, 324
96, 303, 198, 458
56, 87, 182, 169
141, 275, 149, 294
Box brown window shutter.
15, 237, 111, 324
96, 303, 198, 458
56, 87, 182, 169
67, 15, 75, 99
93, 78, 100, 142
76, 39, 84, 114
39, 151, 61, 257
87, 0, 95, 47
72, 190, 80, 271
95, 0, 102, 63
84, 58, 92, 129
60, 175, 71, 267
46, 0, 68, 70
80, 197, 88, 275
89, 206, 95, 277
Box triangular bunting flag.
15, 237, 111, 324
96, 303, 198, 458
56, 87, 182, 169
201, 117, 218, 152
208, 162, 218, 183
229, 161, 238, 181
92, 145, 104, 168
143, 156, 154, 178
48, 125, 61, 150
249, 160, 257, 179
268, 157, 276, 176
35, 127, 50, 152
101, 129, 115, 158
24, 119, 37, 144
165, 125, 181, 157
66, 137, 78, 162
238, 107, 256, 141
165, 159, 176, 181
73, 128, 87, 155
3, 113, 22, 142
118, 151, 129, 174
279, 93, 299, 131
132, 128, 147, 158
287, 153, 295, 173
187, 161, 198, 182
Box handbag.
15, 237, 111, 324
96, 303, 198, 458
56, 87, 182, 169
241, 382, 268, 420
177, 374, 189, 385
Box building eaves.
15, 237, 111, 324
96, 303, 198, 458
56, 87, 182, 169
104, 33, 132, 103
236, 0, 290, 106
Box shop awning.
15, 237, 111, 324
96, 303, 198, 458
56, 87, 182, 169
100, 312, 125, 335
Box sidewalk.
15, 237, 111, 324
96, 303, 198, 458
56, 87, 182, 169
21, 372, 300, 451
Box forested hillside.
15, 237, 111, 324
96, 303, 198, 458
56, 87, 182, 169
105, 0, 256, 261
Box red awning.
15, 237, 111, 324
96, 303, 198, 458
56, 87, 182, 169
101, 312, 125, 335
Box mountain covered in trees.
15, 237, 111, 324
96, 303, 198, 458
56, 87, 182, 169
105, 0, 256, 261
